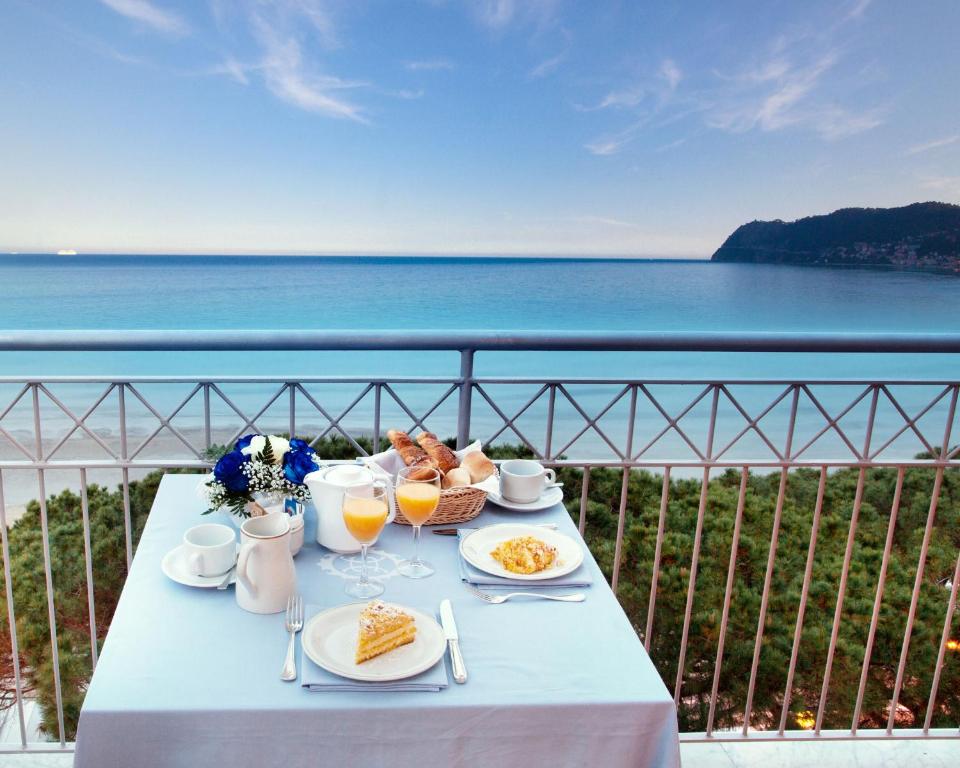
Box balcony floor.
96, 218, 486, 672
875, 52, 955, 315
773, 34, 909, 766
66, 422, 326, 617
1, 739, 958, 768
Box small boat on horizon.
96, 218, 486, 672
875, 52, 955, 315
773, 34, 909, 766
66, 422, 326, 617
57, 249, 78, 255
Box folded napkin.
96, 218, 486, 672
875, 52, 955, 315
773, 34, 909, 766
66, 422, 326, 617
456, 529, 593, 588
301, 604, 449, 692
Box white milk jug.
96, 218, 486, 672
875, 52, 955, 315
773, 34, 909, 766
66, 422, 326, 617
236, 512, 296, 614
304, 465, 396, 553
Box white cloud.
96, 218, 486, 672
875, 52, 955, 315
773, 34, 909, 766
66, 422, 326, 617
473, 0, 561, 30
845, 0, 873, 21
584, 120, 646, 156
404, 59, 455, 71
391, 89, 425, 100
582, 4, 883, 155
211, 57, 252, 85
659, 59, 682, 90
656, 137, 687, 152
252, 14, 368, 122
919, 175, 960, 199
476, 0, 515, 29
906, 134, 960, 156
815, 106, 885, 140
705, 47, 882, 141
529, 52, 565, 79
584, 137, 629, 156
98, 0, 189, 36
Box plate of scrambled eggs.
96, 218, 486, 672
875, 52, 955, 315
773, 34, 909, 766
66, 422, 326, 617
459, 523, 584, 580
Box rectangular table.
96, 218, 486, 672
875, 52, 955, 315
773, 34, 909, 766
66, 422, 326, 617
74, 474, 680, 768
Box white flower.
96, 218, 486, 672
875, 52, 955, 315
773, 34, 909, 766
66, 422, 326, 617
241, 435, 290, 464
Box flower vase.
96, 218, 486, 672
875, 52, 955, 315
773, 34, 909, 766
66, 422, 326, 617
246, 492, 286, 518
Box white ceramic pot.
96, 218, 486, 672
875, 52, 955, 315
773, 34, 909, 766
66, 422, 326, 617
304, 464, 396, 553
235, 512, 296, 614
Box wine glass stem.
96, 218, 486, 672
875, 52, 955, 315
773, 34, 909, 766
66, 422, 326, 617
413, 524, 422, 564
359, 544, 369, 585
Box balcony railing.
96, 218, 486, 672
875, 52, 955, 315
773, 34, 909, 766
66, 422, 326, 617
0, 330, 958, 753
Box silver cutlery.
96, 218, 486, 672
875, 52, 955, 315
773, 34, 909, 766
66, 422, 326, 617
465, 585, 585, 604
433, 522, 559, 536
280, 594, 304, 682
215, 565, 236, 590
439, 599, 467, 684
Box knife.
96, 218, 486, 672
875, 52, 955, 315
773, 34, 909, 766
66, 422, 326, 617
439, 599, 467, 684
433, 523, 558, 536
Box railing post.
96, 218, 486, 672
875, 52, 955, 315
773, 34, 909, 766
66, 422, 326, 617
457, 349, 475, 449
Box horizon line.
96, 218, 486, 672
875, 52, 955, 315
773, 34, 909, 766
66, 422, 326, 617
3, 251, 713, 260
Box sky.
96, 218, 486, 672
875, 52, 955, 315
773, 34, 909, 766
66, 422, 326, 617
1, 0, 959, 257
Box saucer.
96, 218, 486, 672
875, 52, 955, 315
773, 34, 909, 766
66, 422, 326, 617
161, 543, 239, 588
486, 485, 564, 512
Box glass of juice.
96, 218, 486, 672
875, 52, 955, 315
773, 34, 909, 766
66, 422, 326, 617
341, 481, 389, 598
395, 466, 441, 579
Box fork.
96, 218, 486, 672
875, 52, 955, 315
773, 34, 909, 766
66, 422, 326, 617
280, 594, 304, 682
465, 585, 585, 604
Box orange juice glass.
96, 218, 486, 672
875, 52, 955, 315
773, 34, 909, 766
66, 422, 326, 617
341, 482, 389, 598
395, 482, 441, 525
396, 466, 441, 579
343, 496, 389, 543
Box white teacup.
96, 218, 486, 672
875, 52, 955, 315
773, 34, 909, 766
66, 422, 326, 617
183, 524, 236, 577
499, 459, 558, 503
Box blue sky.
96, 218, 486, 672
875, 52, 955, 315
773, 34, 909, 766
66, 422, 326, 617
1, 0, 958, 256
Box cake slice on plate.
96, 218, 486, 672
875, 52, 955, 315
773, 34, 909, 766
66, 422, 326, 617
355, 600, 417, 664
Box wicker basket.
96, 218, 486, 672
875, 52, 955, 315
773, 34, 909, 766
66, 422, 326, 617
392, 471, 498, 526
363, 442, 497, 526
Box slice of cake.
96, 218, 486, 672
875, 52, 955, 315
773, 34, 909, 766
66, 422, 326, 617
355, 600, 417, 664
490, 535, 557, 574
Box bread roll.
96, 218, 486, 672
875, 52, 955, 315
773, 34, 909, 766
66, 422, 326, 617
387, 429, 428, 466
441, 467, 471, 489
461, 451, 495, 483
415, 431, 459, 474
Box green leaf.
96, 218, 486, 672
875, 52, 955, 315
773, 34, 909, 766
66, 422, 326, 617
259, 435, 275, 465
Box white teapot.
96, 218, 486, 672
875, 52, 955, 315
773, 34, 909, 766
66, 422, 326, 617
236, 512, 296, 614
304, 464, 396, 553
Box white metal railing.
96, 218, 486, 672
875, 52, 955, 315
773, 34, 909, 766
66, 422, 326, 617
0, 331, 958, 752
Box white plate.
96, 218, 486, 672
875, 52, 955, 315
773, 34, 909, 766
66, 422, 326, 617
161, 543, 238, 588
459, 523, 584, 581
301, 602, 446, 682
486, 485, 564, 512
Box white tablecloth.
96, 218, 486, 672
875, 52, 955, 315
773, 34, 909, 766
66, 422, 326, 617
74, 474, 680, 768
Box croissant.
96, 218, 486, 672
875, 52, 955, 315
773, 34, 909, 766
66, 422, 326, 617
415, 431, 460, 474
387, 429, 428, 466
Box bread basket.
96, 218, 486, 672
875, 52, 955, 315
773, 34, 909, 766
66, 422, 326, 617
362, 441, 498, 525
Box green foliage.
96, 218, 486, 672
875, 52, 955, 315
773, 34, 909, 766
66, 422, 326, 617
1, 439, 958, 740
258, 436, 275, 466
712, 201, 960, 268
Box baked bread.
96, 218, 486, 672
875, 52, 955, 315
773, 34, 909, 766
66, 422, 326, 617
461, 451, 495, 483
441, 467, 471, 489
415, 432, 459, 474
387, 429, 428, 466
407, 458, 441, 482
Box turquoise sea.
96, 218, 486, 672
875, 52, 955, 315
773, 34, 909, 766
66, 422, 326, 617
1, 255, 958, 505
3, 254, 958, 376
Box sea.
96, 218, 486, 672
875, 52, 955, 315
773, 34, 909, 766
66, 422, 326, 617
1, 254, 958, 508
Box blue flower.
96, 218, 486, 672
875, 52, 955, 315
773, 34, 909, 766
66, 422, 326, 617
289, 438, 314, 455
214, 450, 249, 493
235, 434, 256, 452
283, 448, 319, 485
